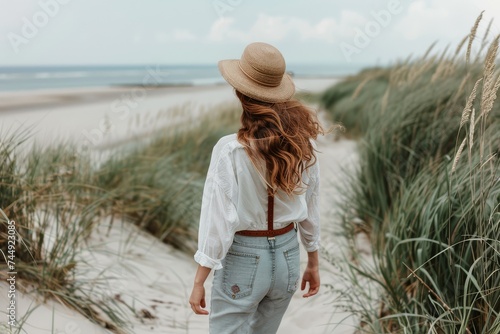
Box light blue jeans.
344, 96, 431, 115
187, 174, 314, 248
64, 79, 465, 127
209, 228, 300, 334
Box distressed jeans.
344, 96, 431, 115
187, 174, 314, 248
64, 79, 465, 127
209, 228, 300, 334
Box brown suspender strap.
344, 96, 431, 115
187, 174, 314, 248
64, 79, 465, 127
267, 189, 274, 231
234, 156, 296, 237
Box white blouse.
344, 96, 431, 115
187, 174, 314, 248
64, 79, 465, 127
194, 134, 320, 270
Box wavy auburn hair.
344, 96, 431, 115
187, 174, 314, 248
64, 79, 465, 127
236, 90, 324, 196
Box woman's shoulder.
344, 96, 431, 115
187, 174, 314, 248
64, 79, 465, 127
215, 133, 238, 146
210, 133, 244, 160
213, 133, 244, 152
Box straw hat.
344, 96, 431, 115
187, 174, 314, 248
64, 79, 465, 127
218, 42, 295, 103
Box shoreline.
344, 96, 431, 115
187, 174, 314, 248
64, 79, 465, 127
0, 76, 341, 113
0, 78, 339, 149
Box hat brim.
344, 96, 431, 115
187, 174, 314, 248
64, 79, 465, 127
218, 59, 295, 103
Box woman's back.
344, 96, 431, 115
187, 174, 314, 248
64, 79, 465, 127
201, 131, 319, 229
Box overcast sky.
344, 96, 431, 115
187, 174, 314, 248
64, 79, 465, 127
0, 0, 499, 66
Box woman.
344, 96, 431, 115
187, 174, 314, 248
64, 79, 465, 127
189, 42, 323, 333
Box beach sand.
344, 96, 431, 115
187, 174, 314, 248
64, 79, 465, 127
0, 78, 362, 333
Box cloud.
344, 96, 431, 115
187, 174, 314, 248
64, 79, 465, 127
208, 17, 244, 42
393, 0, 500, 43
155, 29, 197, 43
208, 11, 366, 44
396, 1, 454, 41
172, 29, 196, 41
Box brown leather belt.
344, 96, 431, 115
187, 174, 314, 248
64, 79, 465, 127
235, 188, 296, 238
236, 222, 295, 237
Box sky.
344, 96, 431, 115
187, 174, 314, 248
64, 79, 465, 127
0, 0, 499, 67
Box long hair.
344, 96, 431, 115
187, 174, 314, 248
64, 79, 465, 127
236, 90, 324, 196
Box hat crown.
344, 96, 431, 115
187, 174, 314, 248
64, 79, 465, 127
217, 42, 294, 103
239, 42, 286, 87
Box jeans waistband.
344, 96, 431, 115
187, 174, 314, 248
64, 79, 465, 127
231, 228, 298, 250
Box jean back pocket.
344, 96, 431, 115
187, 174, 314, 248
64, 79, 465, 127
222, 251, 260, 299
283, 244, 300, 293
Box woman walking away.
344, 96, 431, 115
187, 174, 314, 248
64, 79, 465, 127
189, 42, 323, 334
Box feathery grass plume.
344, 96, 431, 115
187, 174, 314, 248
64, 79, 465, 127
352, 72, 383, 99
494, 72, 500, 99
480, 35, 500, 119
479, 153, 497, 170
443, 59, 457, 78
438, 45, 450, 63
466, 11, 484, 65
469, 107, 476, 152
452, 137, 467, 173
460, 78, 482, 127
431, 46, 451, 82
482, 18, 493, 44
393, 56, 414, 85
455, 34, 469, 56
422, 41, 438, 60
475, 18, 495, 62
352, 76, 372, 100
390, 63, 409, 86
431, 61, 446, 83
417, 57, 437, 82
381, 87, 390, 114
407, 55, 432, 83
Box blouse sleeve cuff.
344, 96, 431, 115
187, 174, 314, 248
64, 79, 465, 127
301, 240, 320, 253
194, 250, 223, 270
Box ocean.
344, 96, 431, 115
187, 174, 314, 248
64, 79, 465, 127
0, 64, 364, 92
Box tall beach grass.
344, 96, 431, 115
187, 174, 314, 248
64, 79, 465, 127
321, 16, 500, 333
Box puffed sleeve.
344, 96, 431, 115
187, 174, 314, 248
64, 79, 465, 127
298, 161, 320, 252
194, 142, 239, 270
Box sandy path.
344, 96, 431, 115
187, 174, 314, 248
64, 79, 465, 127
277, 135, 358, 333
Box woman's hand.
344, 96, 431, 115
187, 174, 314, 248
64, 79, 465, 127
301, 250, 320, 298
189, 265, 212, 315
189, 283, 209, 315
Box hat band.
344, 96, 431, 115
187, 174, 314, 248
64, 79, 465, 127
238, 60, 283, 88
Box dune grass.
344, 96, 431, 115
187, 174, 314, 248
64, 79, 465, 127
0, 133, 126, 331
0, 102, 241, 332
321, 16, 500, 333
